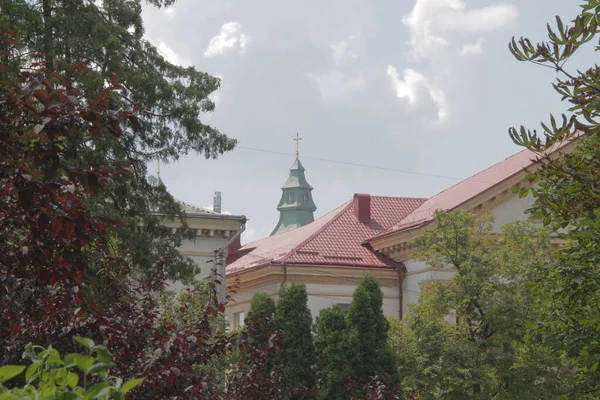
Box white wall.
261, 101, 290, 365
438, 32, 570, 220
225, 281, 400, 328
402, 259, 454, 317
304, 283, 399, 319
169, 236, 234, 294
491, 193, 535, 233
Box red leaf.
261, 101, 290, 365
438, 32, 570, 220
63, 221, 75, 241
87, 172, 99, 194
50, 218, 62, 238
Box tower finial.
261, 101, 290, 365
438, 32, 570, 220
293, 132, 302, 158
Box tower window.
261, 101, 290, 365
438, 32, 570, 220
304, 192, 309, 203
287, 192, 294, 203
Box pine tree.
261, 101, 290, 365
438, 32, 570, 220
247, 292, 277, 349
0, 0, 236, 283
229, 292, 283, 399
314, 305, 350, 400
346, 275, 397, 396
275, 283, 317, 399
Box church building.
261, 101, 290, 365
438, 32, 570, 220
225, 138, 575, 328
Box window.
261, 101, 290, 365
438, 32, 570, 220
303, 192, 309, 203
233, 311, 245, 329
286, 192, 294, 204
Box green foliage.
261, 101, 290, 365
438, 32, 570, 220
391, 210, 574, 399
314, 305, 349, 400
0, 0, 237, 284
275, 283, 317, 399
508, 1, 600, 394
247, 292, 277, 349
0, 337, 143, 399
345, 275, 397, 397
249, 292, 276, 324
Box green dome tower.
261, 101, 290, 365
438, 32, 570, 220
270, 134, 317, 236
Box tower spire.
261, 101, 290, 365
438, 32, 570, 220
270, 134, 317, 236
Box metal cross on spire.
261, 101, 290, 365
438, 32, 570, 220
293, 132, 302, 158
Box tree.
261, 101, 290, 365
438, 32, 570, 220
345, 275, 397, 397
227, 292, 283, 400
390, 210, 574, 399
0, 0, 236, 283
508, 1, 600, 394
0, 35, 275, 399
275, 283, 317, 399
247, 292, 277, 351
249, 292, 277, 325
313, 305, 349, 400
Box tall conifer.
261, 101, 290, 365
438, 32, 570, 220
275, 283, 317, 399
346, 275, 397, 395
314, 305, 350, 400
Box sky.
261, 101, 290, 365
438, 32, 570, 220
141, 0, 590, 244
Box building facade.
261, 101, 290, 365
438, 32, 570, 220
162, 193, 246, 297
225, 141, 575, 327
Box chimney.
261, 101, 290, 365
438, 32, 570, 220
353, 193, 371, 223
213, 191, 222, 213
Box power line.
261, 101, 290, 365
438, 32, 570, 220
237, 145, 477, 182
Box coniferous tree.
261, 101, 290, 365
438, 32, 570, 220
275, 283, 317, 399
246, 292, 277, 352
314, 305, 350, 400
346, 275, 397, 396
229, 292, 283, 399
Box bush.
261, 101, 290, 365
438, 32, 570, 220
0, 337, 143, 399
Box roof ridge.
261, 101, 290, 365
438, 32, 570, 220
239, 200, 350, 251
280, 200, 353, 263
370, 195, 429, 200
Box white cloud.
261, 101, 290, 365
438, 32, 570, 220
402, 0, 517, 58
156, 41, 191, 67
203, 205, 232, 215
208, 74, 224, 105
310, 71, 366, 100
387, 65, 447, 122
204, 22, 251, 57
460, 37, 485, 56
330, 32, 362, 66
163, 7, 175, 18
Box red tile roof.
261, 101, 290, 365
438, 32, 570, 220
226, 196, 427, 275
374, 139, 576, 239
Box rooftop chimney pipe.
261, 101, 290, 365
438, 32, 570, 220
213, 191, 222, 213
353, 193, 371, 223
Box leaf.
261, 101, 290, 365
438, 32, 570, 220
84, 382, 110, 400
25, 363, 39, 382
87, 172, 99, 194
121, 378, 145, 393
0, 365, 25, 384
0, 393, 20, 400
66, 371, 79, 388
50, 217, 63, 239
87, 362, 112, 374
74, 336, 95, 349
71, 354, 95, 372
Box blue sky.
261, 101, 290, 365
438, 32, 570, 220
141, 0, 589, 243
